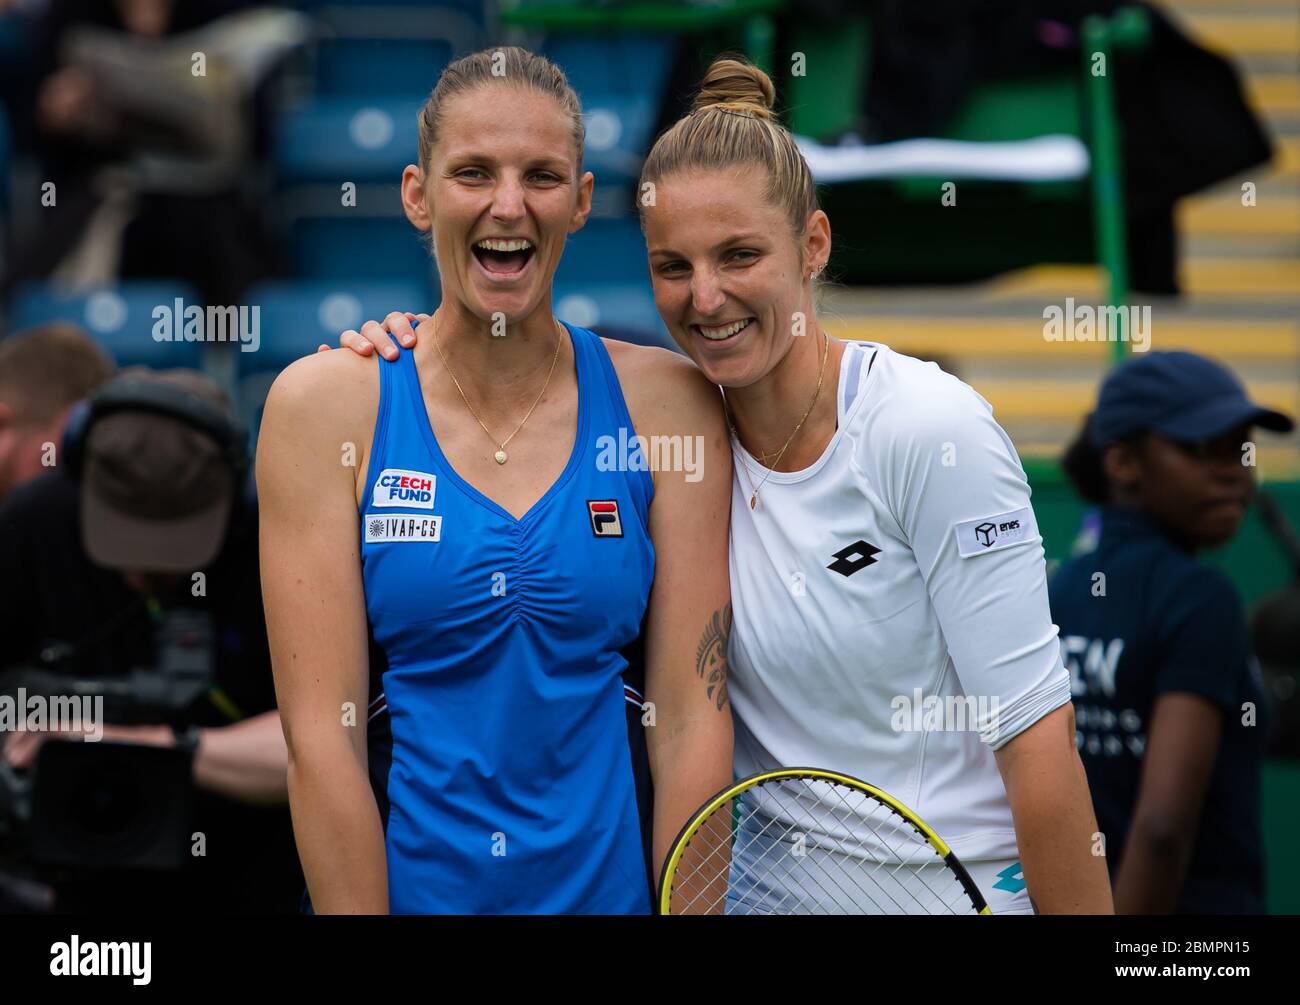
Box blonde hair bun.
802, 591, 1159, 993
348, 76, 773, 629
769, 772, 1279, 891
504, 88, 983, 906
691, 56, 776, 121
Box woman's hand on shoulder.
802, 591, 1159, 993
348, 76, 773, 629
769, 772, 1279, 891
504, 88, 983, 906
315, 311, 429, 361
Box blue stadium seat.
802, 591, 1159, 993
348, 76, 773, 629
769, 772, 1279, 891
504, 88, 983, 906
237, 278, 431, 439
0, 105, 9, 209
241, 279, 431, 374
274, 97, 423, 184
290, 213, 436, 287
8, 282, 206, 369
314, 37, 453, 97
551, 215, 669, 346
553, 282, 669, 348
555, 215, 650, 286
544, 35, 677, 186
0, 14, 30, 69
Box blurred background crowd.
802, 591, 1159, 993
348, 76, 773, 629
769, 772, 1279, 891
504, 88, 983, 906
0, 0, 1296, 914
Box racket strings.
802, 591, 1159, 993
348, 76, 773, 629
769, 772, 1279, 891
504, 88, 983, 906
741, 797, 901, 914
736, 786, 938, 915
676, 789, 890, 915
729, 808, 871, 915
669, 776, 979, 915
814, 785, 973, 914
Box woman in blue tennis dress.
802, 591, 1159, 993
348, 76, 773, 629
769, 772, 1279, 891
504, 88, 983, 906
258, 48, 734, 914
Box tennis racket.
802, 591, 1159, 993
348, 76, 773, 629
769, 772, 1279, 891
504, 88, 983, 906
659, 767, 991, 915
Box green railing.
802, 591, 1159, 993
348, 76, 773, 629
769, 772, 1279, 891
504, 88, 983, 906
1082, 7, 1151, 365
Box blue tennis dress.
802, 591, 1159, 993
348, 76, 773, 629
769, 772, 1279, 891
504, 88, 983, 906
359, 321, 655, 914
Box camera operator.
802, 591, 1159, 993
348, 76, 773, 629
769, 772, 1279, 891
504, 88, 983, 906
0, 367, 302, 913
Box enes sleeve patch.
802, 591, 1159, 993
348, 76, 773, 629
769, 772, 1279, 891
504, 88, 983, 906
953, 506, 1036, 558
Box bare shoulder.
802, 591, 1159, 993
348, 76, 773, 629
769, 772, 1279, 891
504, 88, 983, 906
262, 348, 380, 442
602, 338, 724, 436
257, 350, 383, 506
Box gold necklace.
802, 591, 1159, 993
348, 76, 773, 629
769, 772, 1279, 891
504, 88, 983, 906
727, 328, 831, 510
432, 313, 564, 464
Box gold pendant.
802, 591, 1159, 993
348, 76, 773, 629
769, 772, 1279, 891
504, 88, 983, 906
494, 449, 508, 465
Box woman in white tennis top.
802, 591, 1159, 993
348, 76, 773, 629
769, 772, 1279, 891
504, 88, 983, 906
343, 57, 1113, 914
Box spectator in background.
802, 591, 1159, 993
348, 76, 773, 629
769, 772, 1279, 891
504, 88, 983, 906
0, 322, 114, 502
1051, 351, 1294, 913
0, 367, 302, 913
2, 0, 304, 306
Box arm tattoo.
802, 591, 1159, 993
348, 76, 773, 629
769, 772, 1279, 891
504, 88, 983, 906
695, 602, 732, 711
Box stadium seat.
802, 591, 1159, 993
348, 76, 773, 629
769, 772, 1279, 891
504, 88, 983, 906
553, 282, 669, 347
289, 212, 436, 287
313, 37, 453, 98
0, 104, 9, 209
7, 282, 206, 369
274, 97, 424, 184
543, 34, 677, 186
550, 214, 669, 344
555, 215, 650, 286
782, 13, 1103, 285
236, 278, 432, 439
0, 12, 30, 73
293, 0, 482, 95
240, 279, 431, 373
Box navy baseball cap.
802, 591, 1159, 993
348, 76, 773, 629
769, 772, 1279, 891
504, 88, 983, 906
1089, 351, 1293, 448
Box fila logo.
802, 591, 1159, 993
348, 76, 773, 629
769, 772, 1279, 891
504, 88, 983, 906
827, 539, 880, 577
588, 499, 623, 538
372, 468, 436, 509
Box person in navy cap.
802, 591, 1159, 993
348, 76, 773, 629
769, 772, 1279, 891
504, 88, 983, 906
1051, 350, 1294, 913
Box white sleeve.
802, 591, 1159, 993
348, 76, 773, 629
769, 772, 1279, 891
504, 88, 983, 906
875, 367, 1071, 750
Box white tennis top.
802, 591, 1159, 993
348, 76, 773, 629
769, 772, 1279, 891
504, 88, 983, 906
727, 340, 1071, 864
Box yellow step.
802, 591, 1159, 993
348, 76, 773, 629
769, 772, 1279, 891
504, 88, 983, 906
1015, 440, 1300, 474
1247, 74, 1300, 116
1165, 0, 1300, 9
958, 260, 1300, 301
1278, 138, 1300, 176
1181, 259, 1300, 295
1178, 14, 1300, 56
973, 380, 1298, 420
831, 317, 1300, 357
1181, 192, 1299, 237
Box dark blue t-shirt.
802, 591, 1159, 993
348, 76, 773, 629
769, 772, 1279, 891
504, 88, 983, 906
1049, 506, 1266, 914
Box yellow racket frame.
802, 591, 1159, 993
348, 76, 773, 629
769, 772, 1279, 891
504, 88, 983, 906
658, 767, 993, 915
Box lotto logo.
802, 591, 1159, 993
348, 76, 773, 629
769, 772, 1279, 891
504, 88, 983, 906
588, 500, 623, 538
372, 468, 436, 509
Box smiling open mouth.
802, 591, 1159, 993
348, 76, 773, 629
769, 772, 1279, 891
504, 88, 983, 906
472, 238, 535, 277
694, 317, 755, 342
